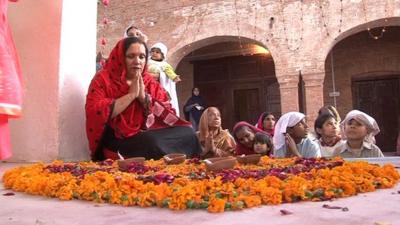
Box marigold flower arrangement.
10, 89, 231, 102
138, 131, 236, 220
2, 157, 399, 213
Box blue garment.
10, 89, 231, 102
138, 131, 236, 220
274, 137, 321, 158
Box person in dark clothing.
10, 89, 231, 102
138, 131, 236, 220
183, 87, 206, 131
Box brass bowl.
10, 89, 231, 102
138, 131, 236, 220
204, 156, 237, 172
236, 154, 261, 165
163, 153, 187, 165
117, 157, 145, 171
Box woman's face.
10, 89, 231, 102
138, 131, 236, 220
125, 43, 146, 79
263, 114, 275, 130
235, 126, 255, 148
345, 119, 368, 141
317, 117, 339, 138
288, 119, 309, 139
207, 108, 221, 128
193, 88, 200, 96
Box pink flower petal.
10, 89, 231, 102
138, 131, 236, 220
102, 0, 109, 6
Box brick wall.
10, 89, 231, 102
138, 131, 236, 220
324, 26, 400, 118
97, 0, 400, 120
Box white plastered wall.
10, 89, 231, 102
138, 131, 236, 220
8, 0, 97, 162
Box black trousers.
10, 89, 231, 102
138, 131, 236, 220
104, 126, 201, 160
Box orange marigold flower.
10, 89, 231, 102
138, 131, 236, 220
208, 198, 226, 213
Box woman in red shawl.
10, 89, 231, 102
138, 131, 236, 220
86, 37, 201, 161
255, 112, 276, 137
0, 0, 23, 160
232, 121, 269, 155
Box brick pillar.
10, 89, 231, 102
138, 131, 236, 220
277, 74, 300, 114
302, 72, 325, 127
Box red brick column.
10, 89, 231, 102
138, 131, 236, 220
277, 74, 300, 114
302, 72, 325, 127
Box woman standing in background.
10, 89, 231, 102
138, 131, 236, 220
183, 87, 206, 131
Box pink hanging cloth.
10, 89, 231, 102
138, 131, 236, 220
0, 0, 23, 160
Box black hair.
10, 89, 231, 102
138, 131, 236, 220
318, 105, 341, 122
260, 112, 275, 122
254, 132, 274, 152
192, 87, 200, 94
123, 37, 149, 70
126, 25, 139, 35
314, 113, 336, 139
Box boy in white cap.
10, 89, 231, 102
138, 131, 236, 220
333, 110, 384, 158
148, 42, 181, 116
273, 112, 321, 158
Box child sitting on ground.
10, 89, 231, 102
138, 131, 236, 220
253, 132, 274, 156
314, 113, 345, 157
148, 42, 181, 116
273, 112, 321, 158
333, 110, 384, 158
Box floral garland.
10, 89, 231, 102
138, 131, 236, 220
2, 157, 399, 213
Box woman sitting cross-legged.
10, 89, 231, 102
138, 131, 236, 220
85, 37, 201, 161
232, 121, 269, 155
197, 107, 236, 158
273, 112, 321, 158
332, 110, 383, 158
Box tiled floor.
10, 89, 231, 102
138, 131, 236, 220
1, 159, 400, 225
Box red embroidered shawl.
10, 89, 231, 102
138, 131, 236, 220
85, 39, 190, 157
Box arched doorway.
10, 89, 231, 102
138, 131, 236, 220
324, 26, 400, 152
176, 37, 280, 130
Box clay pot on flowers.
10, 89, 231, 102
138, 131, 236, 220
118, 157, 145, 171
163, 153, 187, 165
204, 156, 237, 172
236, 154, 261, 165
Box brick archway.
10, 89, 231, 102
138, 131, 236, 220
323, 21, 400, 152
169, 34, 277, 69
324, 17, 400, 58
173, 36, 280, 129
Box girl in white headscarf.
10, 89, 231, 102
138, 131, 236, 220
333, 110, 384, 158
147, 42, 181, 116
273, 112, 321, 158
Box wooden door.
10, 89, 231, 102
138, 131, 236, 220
353, 77, 400, 152
193, 54, 280, 130
233, 88, 260, 124
266, 82, 281, 117
196, 82, 231, 130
